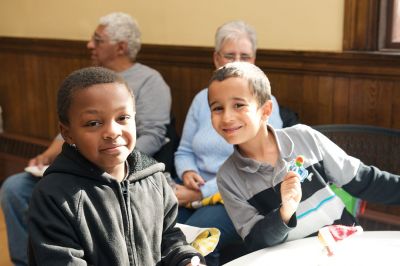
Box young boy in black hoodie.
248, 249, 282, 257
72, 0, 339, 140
28, 67, 204, 266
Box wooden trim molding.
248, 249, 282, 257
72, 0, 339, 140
343, 0, 380, 51
359, 209, 400, 227
141, 44, 400, 79
1, 37, 400, 140
256, 49, 400, 79
0, 37, 88, 57
1, 37, 400, 79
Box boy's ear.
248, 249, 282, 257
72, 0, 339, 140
59, 122, 73, 144
261, 100, 273, 120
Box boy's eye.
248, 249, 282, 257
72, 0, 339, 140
234, 103, 245, 109
211, 106, 223, 112
85, 121, 102, 127
118, 115, 131, 122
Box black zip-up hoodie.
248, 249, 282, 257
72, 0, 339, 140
28, 143, 203, 266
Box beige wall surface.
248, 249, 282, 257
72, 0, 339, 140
0, 0, 344, 51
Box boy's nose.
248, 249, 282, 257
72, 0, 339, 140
222, 109, 233, 122
102, 121, 121, 140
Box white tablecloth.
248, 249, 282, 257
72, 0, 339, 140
224, 231, 400, 266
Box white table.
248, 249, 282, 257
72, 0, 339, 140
224, 231, 400, 266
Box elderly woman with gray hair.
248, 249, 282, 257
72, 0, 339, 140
174, 20, 283, 265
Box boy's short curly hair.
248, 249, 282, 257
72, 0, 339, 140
209, 62, 271, 106
57, 66, 133, 125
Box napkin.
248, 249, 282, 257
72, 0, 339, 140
176, 223, 220, 256
24, 165, 49, 177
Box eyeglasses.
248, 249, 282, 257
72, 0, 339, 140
90, 35, 107, 46
218, 52, 253, 62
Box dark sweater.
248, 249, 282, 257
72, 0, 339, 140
28, 143, 203, 265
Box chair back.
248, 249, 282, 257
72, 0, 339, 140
313, 124, 400, 230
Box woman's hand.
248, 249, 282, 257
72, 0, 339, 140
182, 171, 205, 190
280, 171, 302, 224
175, 184, 202, 206
28, 153, 52, 168
27, 138, 63, 168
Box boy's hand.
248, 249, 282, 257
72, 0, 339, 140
174, 184, 202, 206
280, 171, 302, 224
182, 171, 205, 190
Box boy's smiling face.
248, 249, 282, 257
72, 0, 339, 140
61, 83, 136, 178
209, 77, 270, 145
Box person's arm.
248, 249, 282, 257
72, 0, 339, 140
217, 165, 295, 252
160, 173, 205, 266
28, 136, 63, 167
342, 164, 400, 204
174, 92, 203, 180
174, 184, 202, 206
279, 171, 302, 224
135, 73, 171, 156
269, 95, 283, 129
311, 125, 400, 204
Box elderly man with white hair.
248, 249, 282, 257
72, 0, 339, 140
0, 12, 171, 266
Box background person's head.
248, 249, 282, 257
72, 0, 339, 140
87, 12, 142, 70
213, 20, 257, 69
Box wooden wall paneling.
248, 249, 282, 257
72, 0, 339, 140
0, 38, 90, 141
301, 75, 321, 125
316, 76, 335, 125
1, 37, 400, 145
348, 78, 394, 127
267, 72, 304, 122
2, 48, 25, 135
343, 0, 380, 51
392, 83, 400, 129
375, 80, 394, 127
332, 77, 351, 124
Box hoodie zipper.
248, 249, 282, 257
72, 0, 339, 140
120, 180, 138, 265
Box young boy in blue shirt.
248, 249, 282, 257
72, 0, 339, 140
28, 67, 204, 265
207, 62, 400, 252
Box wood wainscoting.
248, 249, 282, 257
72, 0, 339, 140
1, 37, 400, 142
0, 37, 400, 242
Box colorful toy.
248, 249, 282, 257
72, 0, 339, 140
288, 155, 310, 182
186, 192, 224, 209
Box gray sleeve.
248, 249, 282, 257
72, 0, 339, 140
135, 73, 171, 156
217, 161, 293, 250
312, 128, 360, 186
159, 173, 205, 265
